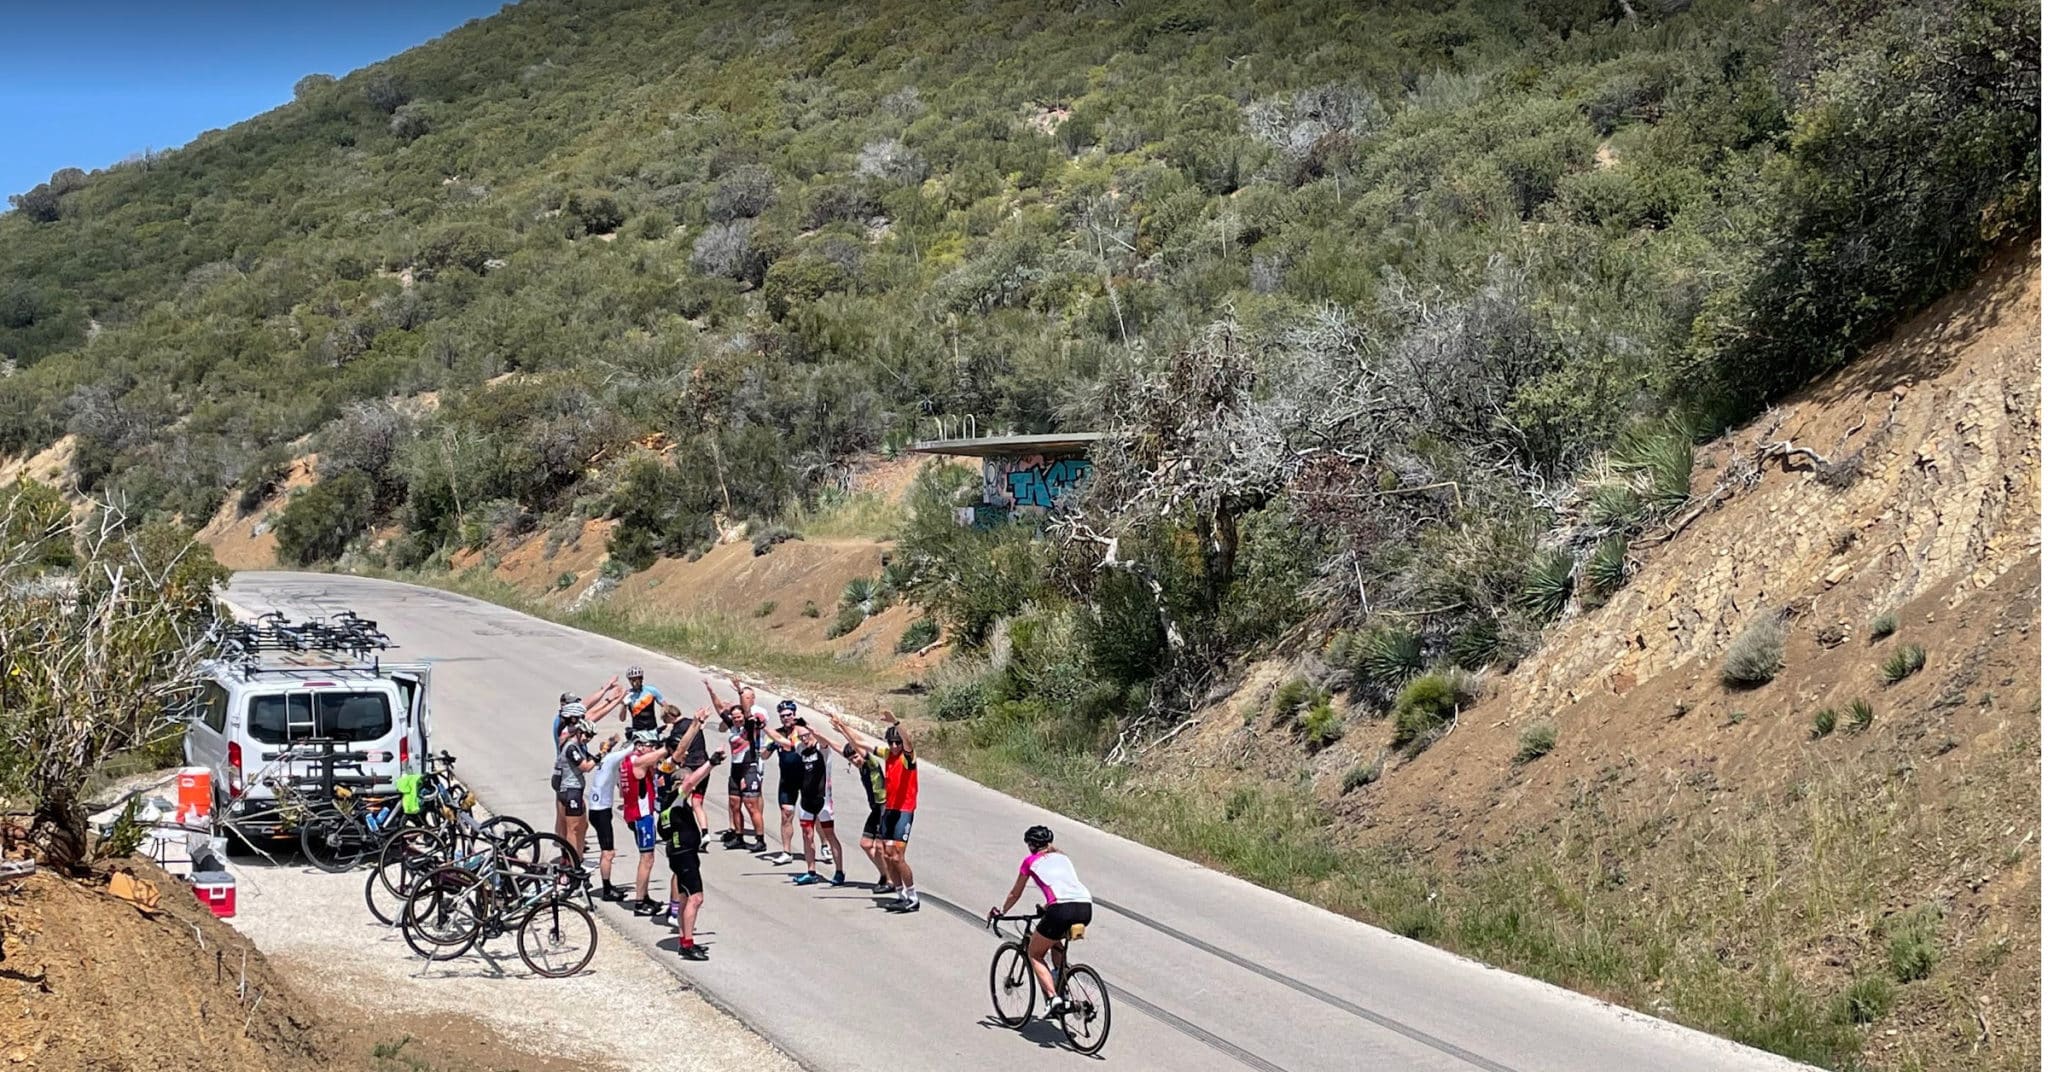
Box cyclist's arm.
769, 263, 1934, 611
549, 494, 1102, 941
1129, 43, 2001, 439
825, 716, 868, 761
893, 719, 916, 761
992, 871, 1031, 918
675, 758, 719, 795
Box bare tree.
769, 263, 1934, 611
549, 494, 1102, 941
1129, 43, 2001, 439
0, 490, 224, 872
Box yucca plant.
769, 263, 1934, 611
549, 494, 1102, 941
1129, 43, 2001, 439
1448, 617, 1502, 670
1352, 626, 1425, 694
1881, 644, 1927, 685
1582, 536, 1631, 604
1614, 418, 1696, 517
1519, 548, 1576, 621
1584, 483, 1642, 528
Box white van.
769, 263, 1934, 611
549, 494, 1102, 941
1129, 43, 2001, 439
183, 659, 431, 835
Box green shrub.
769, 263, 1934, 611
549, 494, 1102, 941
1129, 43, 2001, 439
1272, 675, 1319, 718
1519, 549, 1576, 621
273, 471, 375, 566
801, 600, 821, 618
1514, 721, 1556, 763
1833, 974, 1894, 1025
1885, 905, 1942, 983
1880, 644, 1926, 685
1721, 616, 1787, 688
897, 617, 940, 653
826, 603, 866, 639
1390, 673, 1460, 751
1341, 757, 1383, 793
554, 571, 577, 590
1868, 613, 1898, 640
752, 600, 777, 618
1297, 697, 1343, 749
1810, 708, 1837, 739
1846, 698, 1875, 733
751, 523, 800, 556
925, 656, 1005, 721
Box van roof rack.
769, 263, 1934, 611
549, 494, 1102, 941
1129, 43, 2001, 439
215, 610, 395, 675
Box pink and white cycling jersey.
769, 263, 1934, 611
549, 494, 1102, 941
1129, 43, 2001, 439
1020, 850, 1092, 905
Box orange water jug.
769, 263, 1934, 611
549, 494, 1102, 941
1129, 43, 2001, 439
175, 767, 212, 825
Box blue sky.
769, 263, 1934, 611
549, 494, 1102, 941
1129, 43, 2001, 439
2, 1, 508, 199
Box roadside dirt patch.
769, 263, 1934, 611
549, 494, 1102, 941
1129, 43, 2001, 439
0, 861, 332, 1072
224, 860, 796, 1072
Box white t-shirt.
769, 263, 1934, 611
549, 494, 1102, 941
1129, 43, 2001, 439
1021, 850, 1091, 905
586, 749, 627, 812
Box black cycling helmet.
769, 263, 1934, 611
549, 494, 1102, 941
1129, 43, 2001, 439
777, 699, 798, 715
1024, 825, 1054, 850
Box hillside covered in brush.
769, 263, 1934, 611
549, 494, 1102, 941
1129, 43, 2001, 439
1, 0, 2035, 704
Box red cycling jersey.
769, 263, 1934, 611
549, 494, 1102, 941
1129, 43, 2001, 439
621, 758, 659, 822
883, 749, 919, 813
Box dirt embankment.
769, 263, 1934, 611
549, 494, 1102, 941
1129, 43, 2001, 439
0, 861, 331, 1072
1147, 247, 2042, 1069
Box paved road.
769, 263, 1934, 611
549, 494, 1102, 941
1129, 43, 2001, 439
229, 572, 1815, 1072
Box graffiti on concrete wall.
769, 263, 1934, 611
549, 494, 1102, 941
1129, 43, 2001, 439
983, 454, 1093, 511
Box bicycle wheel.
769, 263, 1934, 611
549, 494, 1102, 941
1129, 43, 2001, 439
301, 813, 376, 872
509, 831, 581, 874
375, 828, 447, 896
516, 899, 598, 978
400, 868, 484, 960
1058, 964, 1112, 1055
365, 860, 407, 925
988, 943, 1037, 1028
479, 814, 533, 850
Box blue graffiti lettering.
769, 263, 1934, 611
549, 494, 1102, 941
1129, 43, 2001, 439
1004, 458, 1093, 509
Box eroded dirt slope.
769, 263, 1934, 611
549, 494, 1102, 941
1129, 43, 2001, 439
1149, 247, 2042, 1070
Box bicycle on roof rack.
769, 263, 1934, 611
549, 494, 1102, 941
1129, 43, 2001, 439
215, 610, 396, 675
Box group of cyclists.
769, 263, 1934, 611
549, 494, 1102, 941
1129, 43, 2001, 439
545, 663, 1094, 1017
549, 665, 929, 959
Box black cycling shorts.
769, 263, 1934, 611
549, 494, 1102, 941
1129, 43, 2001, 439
590, 808, 615, 852
667, 851, 703, 897
777, 777, 802, 808
862, 807, 884, 840
1035, 901, 1093, 941
558, 791, 586, 818
881, 808, 913, 843
729, 764, 762, 799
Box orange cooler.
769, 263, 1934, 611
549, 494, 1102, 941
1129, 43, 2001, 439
175, 767, 212, 824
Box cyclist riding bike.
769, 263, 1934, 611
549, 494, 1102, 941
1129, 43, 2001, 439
988, 825, 1093, 1018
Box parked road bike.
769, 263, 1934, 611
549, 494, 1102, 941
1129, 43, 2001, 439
987, 911, 1113, 1055
399, 839, 595, 977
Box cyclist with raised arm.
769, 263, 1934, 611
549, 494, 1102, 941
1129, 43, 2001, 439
989, 825, 1093, 1018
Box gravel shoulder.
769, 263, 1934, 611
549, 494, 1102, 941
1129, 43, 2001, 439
221, 856, 800, 1072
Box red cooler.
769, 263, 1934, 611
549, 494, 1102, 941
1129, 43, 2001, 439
189, 870, 235, 918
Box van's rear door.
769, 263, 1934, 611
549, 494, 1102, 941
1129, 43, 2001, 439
388, 663, 432, 774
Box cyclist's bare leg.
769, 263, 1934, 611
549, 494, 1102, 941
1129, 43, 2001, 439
819, 821, 845, 874
780, 803, 796, 855
680, 891, 703, 944
1026, 932, 1060, 999
800, 819, 818, 872
860, 834, 887, 878
727, 792, 743, 835
635, 847, 655, 901
745, 796, 766, 843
